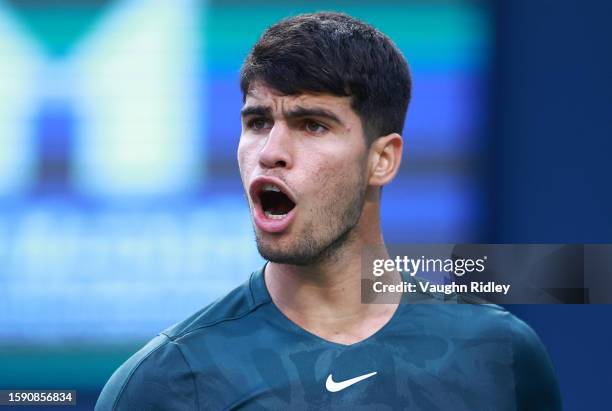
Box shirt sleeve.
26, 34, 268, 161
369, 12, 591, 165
95, 334, 198, 411
509, 316, 562, 411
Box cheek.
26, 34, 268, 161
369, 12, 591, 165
237, 137, 256, 177
321, 143, 365, 176
303, 152, 364, 197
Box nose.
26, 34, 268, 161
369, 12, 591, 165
258, 122, 292, 169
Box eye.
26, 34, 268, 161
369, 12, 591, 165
247, 118, 272, 131
304, 120, 328, 134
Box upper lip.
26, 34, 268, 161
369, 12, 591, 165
249, 176, 297, 205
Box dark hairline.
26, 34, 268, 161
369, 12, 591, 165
239, 12, 411, 142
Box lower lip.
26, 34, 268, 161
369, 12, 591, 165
253, 202, 297, 233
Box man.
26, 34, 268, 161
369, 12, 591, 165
96, 12, 561, 410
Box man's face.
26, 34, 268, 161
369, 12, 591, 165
238, 83, 369, 265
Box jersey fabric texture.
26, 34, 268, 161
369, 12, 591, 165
95, 267, 562, 410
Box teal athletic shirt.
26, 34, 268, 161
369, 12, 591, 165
96, 267, 561, 410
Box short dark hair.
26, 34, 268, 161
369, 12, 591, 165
240, 12, 412, 142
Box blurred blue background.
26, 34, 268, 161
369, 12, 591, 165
0, 0, 610, 409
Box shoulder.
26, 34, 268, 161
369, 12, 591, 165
494, 310, 562, 410
94, 334, 196, 411
504, 312, 563, 410
407, 297, 548, 350
400, 300, 561, 409
96, 269, 268, 411
400, 278, 543, 341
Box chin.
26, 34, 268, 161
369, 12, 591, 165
258, 249, 311, 266
255, 236, 316, 266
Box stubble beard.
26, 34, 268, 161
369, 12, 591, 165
254, 172, 367, 266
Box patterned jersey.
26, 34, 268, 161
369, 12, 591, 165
95, 267, 561, 410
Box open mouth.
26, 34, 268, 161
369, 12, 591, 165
259, 184, 296, 219
249, 177, 297, 233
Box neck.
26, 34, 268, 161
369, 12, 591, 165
264, 199, 401, 345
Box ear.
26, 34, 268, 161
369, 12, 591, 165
367, 133, 403, 187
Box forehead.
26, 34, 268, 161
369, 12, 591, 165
244, 83, 355, 117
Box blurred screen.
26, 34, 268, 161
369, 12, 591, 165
0, 0, 491, 343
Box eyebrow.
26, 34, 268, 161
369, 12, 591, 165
241, 104, 344, 127
240, 105, 344, 126
241, 105, 272, 118
284, 106, 344, 126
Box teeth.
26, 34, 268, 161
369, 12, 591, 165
265, 211, 287, 219
262, 184, 281, 193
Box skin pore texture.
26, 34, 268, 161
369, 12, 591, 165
238, 83, 403, 345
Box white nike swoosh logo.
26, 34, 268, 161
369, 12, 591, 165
325, 371, 378, 392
